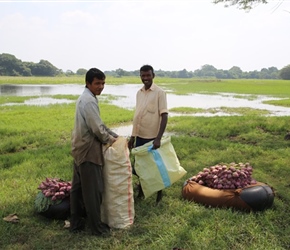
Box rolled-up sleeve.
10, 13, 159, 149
159, 91, 168, 115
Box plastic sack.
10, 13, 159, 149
101, 136, 135, 229
182, 180, 275, 211
131, 136, 187, 199
35, 192, 70, 220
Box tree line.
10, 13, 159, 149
1, 53, 290, 80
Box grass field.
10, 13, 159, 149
1, 77, 290, 249
1, 75, 290, 95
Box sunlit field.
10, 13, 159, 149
1, 77, 290, 249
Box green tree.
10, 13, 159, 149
115, 68, 124, 77
65, 70, 75, 76
30, 60, 59, 76
228, 66, 243, 79
259, 68, 269, 79
177, 69, 190, 78
247, 70, 260, 79
0, 53, 32, 76
76, 68, 87, 75
279, 65, 290, 80
267, 67, 279, 79
155, 70, 166, 77
213, 0, 267, 9
194, 64, 217, 78
215, 69, 228, 79
132, 70, 140, 77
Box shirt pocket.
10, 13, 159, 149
147, 103, 156, 114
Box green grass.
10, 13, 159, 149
1, 78, 290, 249
1, 76, 290, 96
264, 98, 290, 107
169, 106, 271, 116
0, 76, 140, 85
0, 75, 85, 85
164, 79, 290, 97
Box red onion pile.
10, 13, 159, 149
38, 177, 72, 201
190, 162, 257, 189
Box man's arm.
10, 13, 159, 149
85, 101, 117, 144
152, 112, 168, 149
102, 125, 118, 138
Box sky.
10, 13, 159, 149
0, 0, 289, 73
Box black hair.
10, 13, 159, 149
85, 68, 106, 84
140, 65, 154, 74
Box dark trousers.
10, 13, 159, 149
135, 137, 155, 147
70, 161, 109, 234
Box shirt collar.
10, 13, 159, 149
141, 83, 156, 92
84, 87, 95, 97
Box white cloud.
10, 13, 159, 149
0, 1, 289, 72
60, 10, 98, 26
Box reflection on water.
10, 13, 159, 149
2, 97, 75, 106
0, 83, 141, 98
1, 84, 290, 117
111, 124, 133, 137
0, 84, 84, 96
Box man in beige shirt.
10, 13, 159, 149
128, 65, 168, 203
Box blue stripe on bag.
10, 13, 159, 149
148, 145, 171, 187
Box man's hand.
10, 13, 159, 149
152, 138, 161, 149
128, 136, 135, 150
109, 135, 117, 145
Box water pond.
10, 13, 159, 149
1, 83, 289, 115
1, 83, 289, 136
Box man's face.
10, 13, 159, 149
86, 77, 105, 96
140, 70, 155, 89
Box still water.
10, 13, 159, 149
1, 84, 289, 116
1, 84, 289, 136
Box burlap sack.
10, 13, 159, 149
182, 180, 274, 211
101, 137, 134, 228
